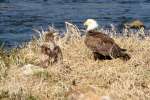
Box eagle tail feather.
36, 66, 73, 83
121, 48, 127, 52
120, 53, 131, 61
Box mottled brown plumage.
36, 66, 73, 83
85, 30, 130, 61
124, 20, 145, 29
38, 32, 63, 68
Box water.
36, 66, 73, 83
0, 0, 150, 48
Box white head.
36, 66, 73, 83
84, 19, 99, 31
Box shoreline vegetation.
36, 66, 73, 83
0, 22, 150, 100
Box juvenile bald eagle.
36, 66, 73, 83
124, 20, 145, 29
123, 20, 145, 37
37, 31, 63, 68
84, 19, 130, 61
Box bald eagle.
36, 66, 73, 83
124, 20, 145, 29
84, 19, 130, 61
37, 31, 63, 68
123, 20, 145, 38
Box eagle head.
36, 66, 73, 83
84, 19, 99, 31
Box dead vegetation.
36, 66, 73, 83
0, 22, 149, 100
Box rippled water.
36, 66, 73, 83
0, 0, 150, 48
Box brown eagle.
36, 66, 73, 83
37, 31, 63, 68
124, 19, 145, 29
84, 19, 130, 61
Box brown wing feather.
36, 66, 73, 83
85, 31, 122, 57
87, 31, 114, 42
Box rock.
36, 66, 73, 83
101, 96, 111, 100
21, 64, 45, 76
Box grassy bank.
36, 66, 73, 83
0, 23, 150, 100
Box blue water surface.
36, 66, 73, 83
0, 0, 150, 48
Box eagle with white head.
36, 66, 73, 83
84, 19, 130, 61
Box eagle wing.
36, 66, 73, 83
85, 31, 121, 56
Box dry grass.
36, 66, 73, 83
0, 22, 150, 100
